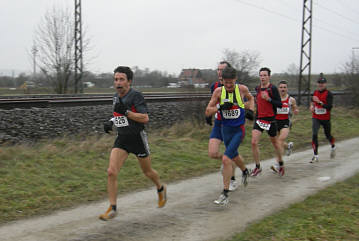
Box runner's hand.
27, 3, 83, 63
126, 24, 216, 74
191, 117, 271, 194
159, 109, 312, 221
104, 121, 113, 133
114, 99, 128, 114
220, 102, 233, 110
205, 116, 212, 126
245, 109, 254, 120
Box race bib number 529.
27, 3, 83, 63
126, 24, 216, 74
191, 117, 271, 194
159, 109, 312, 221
112, 116, 129, 127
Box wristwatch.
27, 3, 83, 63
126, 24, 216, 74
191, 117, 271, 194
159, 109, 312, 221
125, 110, 129, 116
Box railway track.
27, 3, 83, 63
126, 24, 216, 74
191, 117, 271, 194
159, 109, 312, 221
0, 91, 348, 110
0, 92, 211, 109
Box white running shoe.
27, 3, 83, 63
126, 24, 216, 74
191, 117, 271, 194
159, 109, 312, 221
330, 146, 336, 159
214, 194, 229, 205
229, 179, 238, 191
310, 155, 319, 163
287, 142, 294, 156
270, 163, 280, 173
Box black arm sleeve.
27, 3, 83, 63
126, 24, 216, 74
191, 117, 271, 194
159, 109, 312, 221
323, 91, 333, 111
270, 86, 283, 108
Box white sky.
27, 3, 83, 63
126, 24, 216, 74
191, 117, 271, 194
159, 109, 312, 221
1, 0, 359, 76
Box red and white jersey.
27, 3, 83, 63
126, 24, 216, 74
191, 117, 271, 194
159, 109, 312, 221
276, 96, 290, 120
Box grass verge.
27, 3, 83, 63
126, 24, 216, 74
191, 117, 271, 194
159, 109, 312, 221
0, 107, 358, 224
225, 173, 359, 241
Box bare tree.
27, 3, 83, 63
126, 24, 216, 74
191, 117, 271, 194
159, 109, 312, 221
341, 54, 359, 106
33, 6, 75, 94
222, 48, 261, 84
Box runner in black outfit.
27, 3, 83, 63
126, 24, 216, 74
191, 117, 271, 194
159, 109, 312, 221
99, 66, 167, 221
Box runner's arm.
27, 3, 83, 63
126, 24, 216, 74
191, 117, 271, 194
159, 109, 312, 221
127, 111, 149, 124
240, 85, 254, 111
290, 97, 299, 115
205, 88, 221, 117
269, 86, 282, 108
322, 91, 333, 110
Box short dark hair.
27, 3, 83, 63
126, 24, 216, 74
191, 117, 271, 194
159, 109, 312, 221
219, 61, 232, 68
222, 66, 237, 79
279, 80, 288, 86
113, 66, 133, 80
259, 67, 271, 76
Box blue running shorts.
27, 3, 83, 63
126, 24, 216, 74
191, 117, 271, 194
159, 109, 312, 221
209, 119, 223, 141
222, 124, 245, 159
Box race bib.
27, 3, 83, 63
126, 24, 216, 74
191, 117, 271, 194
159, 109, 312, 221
112, 116, 129, 127
222, 109, 240, 119
277, 107, 289, 114
314, 107, 327, 115
256, 120, 271, 130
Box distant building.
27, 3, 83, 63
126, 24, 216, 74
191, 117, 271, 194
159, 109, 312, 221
178, 69, 205, 86
84, 81, 95, 88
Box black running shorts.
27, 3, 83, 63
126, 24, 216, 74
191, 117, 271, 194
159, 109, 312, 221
276, 119, 290, 132
253, 119, 277, 137
113, 130, 150, 158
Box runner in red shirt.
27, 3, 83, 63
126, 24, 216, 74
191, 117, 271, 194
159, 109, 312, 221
271, 80, 299, 173
310, 73, 336, 163
251, 67, 285, 176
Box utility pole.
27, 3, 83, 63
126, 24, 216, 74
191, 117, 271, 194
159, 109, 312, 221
74, 0, 83, 93
298, 0, 313, 107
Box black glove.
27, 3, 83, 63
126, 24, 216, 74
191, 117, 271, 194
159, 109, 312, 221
104, 120, 113, 133
205, 116, 212, 126
114, 98, 128, 115
245, 109, 254, 120
220, 102, 233, 110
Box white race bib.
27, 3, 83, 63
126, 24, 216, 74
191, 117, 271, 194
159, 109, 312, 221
256, 120, 271, 130
222, 109, 240, 119
314, 107, 327, 115
277, 107, 289, 114
112, 116, 129, 127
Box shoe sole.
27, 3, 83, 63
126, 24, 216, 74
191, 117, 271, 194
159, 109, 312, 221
270, 166, 278, 173
158, 184, 167, 208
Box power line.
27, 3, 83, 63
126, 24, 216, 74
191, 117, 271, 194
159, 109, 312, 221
314, 0, 359, 25
234, 0, 359, 42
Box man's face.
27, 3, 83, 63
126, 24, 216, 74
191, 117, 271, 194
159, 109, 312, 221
317, 82, 326, 91
259, 71, 270, 85
223, 78, 236, 93
278, 83, 288, 95
217, 63, 227, 81
114, 72, 131, 94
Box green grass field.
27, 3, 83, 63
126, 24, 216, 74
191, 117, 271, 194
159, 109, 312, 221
225, 173, 359, 241
0, 106, 359, 228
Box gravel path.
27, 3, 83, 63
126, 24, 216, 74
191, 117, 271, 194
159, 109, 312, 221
1, 138, 359, 241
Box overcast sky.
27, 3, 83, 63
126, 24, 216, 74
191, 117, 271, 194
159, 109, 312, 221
1, 0, 359, 76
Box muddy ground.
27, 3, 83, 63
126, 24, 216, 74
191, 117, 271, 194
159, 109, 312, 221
1, 138, 359, 241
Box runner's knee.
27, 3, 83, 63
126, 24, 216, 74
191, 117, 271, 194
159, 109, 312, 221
107, 167, 117, 177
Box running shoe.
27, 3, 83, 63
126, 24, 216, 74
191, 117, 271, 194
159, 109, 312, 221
250, 167, 262, 177
270, 163, 279, 173
310, 155, 319, 163
287, 142, 294, 156
158, 184, 167, 208
99, 206, 117, 221
213, 193, 229, 205
330, 146, 336, 159
229, 179, 239, 191
278, 166, 285, 176
241, 169, 250, 187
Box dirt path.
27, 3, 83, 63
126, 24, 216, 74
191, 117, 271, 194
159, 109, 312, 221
1, 138, 359, 241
